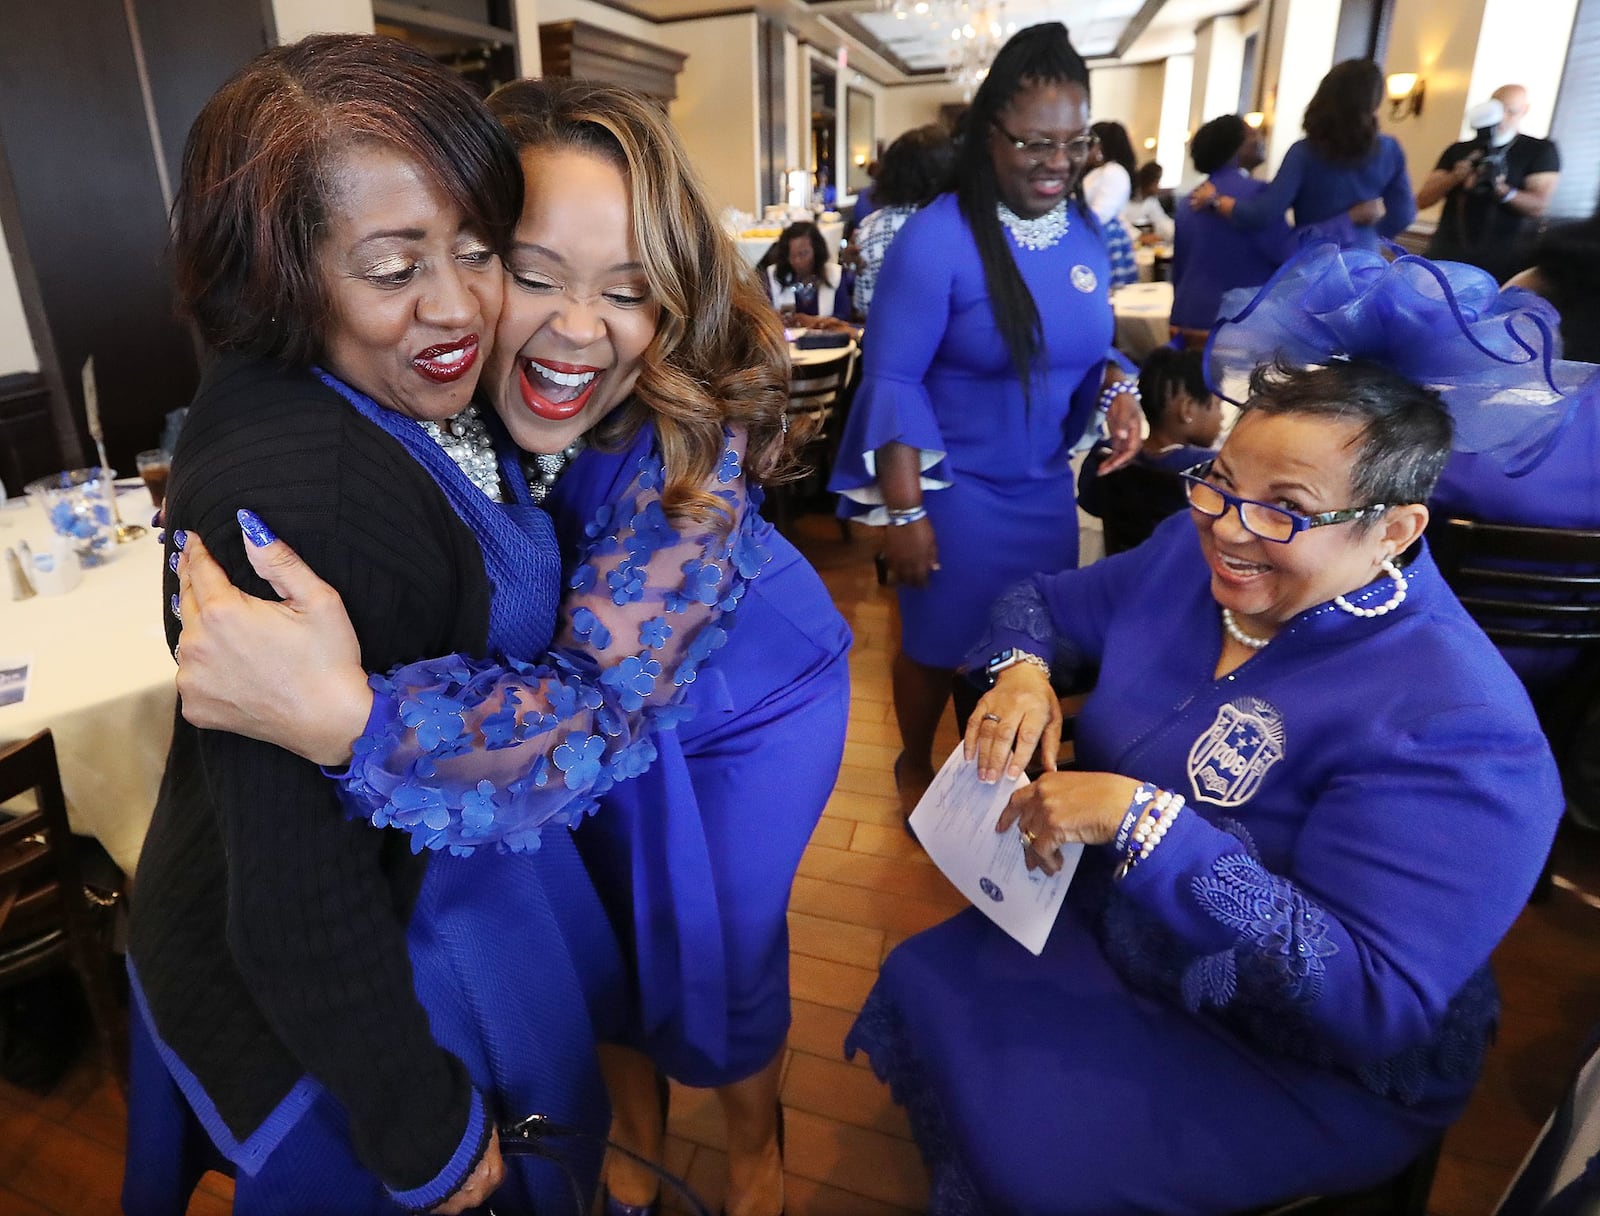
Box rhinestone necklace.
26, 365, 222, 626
526, 438, 586, 505
419, 405, 503, 501
1221, 607, 1271, 650
997, 199, 1070, 251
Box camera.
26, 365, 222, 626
1462, 99, 1509, 195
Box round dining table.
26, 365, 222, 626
0, 483, 172, 876
1111, 280, 1175, 362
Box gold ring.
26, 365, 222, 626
1020, 828, 1036, 846
982, 712, 1002, 723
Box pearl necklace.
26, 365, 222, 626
1221, 608, 1271, 650
526, 438, 586, 505
420, 405, 503, 501
997, 199, 1070, 251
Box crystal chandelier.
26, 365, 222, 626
877, 0, 1016, 98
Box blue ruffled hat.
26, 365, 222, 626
1204, 242, 1597, 475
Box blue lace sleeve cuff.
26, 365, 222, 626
963, 577, 1080, 679
385, 1087, 490, 1212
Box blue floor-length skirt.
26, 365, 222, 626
124, 832, 624, 1215
846, 900, 1443, 1214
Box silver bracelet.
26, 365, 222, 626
886, 505, 928, 526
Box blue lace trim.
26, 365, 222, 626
845, 987, 987, 1216
338, 440, 771, 855
1099, 818, 1498, 1104
963, 578, 1084, 678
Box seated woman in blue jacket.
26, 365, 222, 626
847, 245, 1565, 1213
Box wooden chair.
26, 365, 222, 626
769, 344, 858, 536
0, 730, 127, 1090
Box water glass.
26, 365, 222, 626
24, 467, 117, 566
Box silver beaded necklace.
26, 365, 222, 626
419, 405, 503, 501
526, 438, 586, 505
420, 403, 586, 505
997, 199, 1070, 251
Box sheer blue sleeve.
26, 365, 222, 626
1229, 142, 1306, 231
336, 430, 771, 854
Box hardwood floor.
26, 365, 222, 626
3, 512, 1597, 1214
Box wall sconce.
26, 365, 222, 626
1243, 111, 1265, 129
1142, 137, 1157, 150
1386, 73, 1425, 119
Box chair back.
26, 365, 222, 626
1429, 518, 1600, 646
786, 345, 858, 446
0, 730, 126, 1084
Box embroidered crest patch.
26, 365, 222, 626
1070, 264, 1098, 293
1187, 697, 1285, 807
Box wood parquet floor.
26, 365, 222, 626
3, 511, 1597, 1214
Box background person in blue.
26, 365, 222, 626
830, 21, 1140, 812
846, 249, 1565, 1207
166, 78, 847, 1216
1169, 113, 1296, 341
1191, 59, 1414, 253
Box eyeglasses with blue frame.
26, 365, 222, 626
991, 122, 1099, 165
1179, 460, 1391, 543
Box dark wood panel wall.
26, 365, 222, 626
0, 0, 270, 481
538, 20, 687, 103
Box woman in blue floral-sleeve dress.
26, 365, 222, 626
169, 79, 848, 1216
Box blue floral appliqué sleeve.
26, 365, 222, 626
338, 429, 771, 854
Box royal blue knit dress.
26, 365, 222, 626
548, 425, 852, 1087
830, 191, 1113, 668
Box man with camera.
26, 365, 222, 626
1420, 84, 1560, 281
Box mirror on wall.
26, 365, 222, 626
846, 87, 875, 195
810, 59, 837, 205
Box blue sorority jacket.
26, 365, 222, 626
975, 514, 1562, 1108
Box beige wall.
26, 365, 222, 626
270, 0, 373, 42
525, 1, 762, 213
1381, 0, 1490, 218
0, 239, 37, 376
1260, 0, 1339, 173
879, 79, 965, 140
1089, 62, 1165, 156
1464, 0, 1575, 140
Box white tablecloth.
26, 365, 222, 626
735, 220, 844, 269
1112, 281, 1174, 361
0, 486, 173, 875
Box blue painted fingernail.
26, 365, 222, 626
150, 511, 162, 527
169, 592, 181, 620
168, 552, 179, 573
237, 509, 276, 548
172, 529, 187, 551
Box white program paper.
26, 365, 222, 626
909, 745, 1081, 955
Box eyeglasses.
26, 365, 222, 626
992, 123, 1099, 165
1179, 460, 1391, 543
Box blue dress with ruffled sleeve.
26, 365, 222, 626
828, 191, 1113, 668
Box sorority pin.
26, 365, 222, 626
1071, 265, 1098, 293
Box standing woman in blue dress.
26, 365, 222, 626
830, 22, 1141, 811
166, 78, 849, 1216
1191, 59, 1415, 251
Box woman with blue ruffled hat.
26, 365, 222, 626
844, 242, 1568, 1211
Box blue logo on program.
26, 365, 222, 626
978, 877, 1004, 902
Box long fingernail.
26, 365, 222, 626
172, 529, 187, 551
168, 552, 179, 573
169, 592, 181, 620
237, 509, 276, 548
